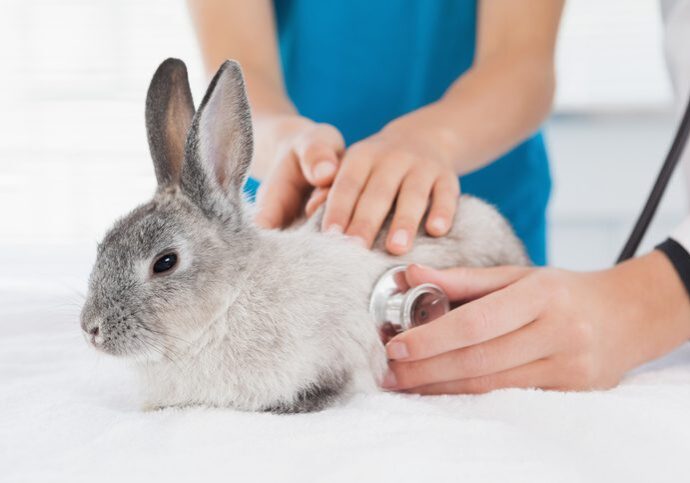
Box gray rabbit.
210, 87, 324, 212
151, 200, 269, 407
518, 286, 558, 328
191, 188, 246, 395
80, 59, 528, 413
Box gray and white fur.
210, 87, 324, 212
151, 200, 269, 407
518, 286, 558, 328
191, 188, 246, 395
80, 59, 528, 413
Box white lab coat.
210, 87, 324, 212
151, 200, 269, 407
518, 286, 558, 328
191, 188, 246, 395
664, 0, 690, 251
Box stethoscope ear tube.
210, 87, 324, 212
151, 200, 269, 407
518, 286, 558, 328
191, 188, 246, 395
617, 93, 690, 263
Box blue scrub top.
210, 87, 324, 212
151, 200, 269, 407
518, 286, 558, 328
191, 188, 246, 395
245, 0, 551, 265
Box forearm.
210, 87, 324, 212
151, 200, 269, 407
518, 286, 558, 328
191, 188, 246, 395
384, 53, 555, 175
186, 0, 294, 117
381, 0, 562, 176
188, 0, 301, 177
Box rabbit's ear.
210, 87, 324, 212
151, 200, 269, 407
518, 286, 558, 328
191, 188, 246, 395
181, 60, 253, 216
145, 58, 195, 188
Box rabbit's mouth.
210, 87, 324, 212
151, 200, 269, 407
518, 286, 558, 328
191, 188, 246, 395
80, 319, 131, 356
81, 313, 107, 351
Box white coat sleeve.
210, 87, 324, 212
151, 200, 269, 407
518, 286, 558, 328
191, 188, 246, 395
658, 0, 690, 292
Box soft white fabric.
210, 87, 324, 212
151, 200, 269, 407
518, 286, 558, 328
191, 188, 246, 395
2, 244, 690, 483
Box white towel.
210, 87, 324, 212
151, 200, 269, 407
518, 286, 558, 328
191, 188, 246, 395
2, 244, 690, 483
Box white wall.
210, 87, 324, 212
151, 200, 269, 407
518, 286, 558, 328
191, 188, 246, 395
556, 0, 672, 111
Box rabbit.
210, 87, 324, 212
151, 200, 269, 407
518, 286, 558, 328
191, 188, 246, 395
80, 58, 529, 413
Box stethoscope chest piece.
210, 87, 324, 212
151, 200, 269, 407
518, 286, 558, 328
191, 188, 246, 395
369, 265, 449, 336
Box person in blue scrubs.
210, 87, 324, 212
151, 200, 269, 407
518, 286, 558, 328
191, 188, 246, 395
188, 0, 564, 265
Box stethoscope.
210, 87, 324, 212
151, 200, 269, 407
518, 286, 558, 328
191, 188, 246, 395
370, 94, 690, 333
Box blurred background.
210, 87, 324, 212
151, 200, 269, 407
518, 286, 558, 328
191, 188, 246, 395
0, 0, 686, 292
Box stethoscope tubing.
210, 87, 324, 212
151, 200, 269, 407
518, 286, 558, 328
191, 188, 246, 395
617, 93, 690, 263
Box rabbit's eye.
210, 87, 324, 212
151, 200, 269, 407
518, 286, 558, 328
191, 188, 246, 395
152, 252, 178, 275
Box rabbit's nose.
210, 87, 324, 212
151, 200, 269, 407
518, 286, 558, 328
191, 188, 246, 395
81, 318, 103, 346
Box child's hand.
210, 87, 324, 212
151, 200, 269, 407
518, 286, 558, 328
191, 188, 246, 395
320, 120, 459, 255
253, 115, 344, 229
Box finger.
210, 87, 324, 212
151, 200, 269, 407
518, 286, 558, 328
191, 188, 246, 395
321, 147, 373, 233
345, 162, 409, 247
305, 187, 329, 218
406, 359, 553, 395
386, 316, 554, 389
386, 275, 545, 361
294, 123, 344, 187
385, 169, 435, 255
254, 152, 309, 228
425, 175, 460, 237
405, 264, 533, 301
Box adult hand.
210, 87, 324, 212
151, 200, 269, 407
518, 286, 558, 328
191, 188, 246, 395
253, 115, 344, 229
319, 114, 460, 255
382, 253, 690, 394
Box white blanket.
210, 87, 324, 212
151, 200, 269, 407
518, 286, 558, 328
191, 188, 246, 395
2, 244, 690, 483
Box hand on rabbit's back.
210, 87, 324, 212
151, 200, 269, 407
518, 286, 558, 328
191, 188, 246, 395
79, 58, 528, 414
302, 196, 529, 270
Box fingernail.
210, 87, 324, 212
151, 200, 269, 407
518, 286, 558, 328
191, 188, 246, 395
313, 161, 336, 180
391, 229, 409, 248
408, 263, 430, 271
326, 224, 343, 234
386, 341, 409, 360
430, 217, 448, 233
381, 369, 397, 389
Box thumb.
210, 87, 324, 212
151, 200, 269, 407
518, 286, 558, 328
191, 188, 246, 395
405, 264, 533, 302
293, 123, 345, 187
254, 153, 309, 229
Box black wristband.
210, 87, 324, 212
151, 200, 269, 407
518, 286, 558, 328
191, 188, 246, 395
656, 238, 690, 298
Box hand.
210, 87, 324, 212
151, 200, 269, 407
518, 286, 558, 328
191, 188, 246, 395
381, 254, 690, 394
320, 117, 460, 255
253, 115, 344, 229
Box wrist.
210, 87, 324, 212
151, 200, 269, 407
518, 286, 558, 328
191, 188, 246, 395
251, 114, 313, 179
381, 103, 461, 172
603, 251, 690, 370
240, 67, 297, 119
253, 113, 311, 136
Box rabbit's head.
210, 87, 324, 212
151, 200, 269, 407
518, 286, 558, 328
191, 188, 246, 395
80, 59, 255, 358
